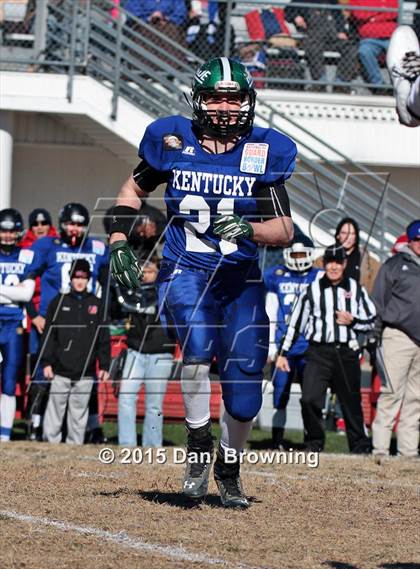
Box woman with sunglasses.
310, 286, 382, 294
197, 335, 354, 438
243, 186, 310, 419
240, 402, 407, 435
20, 209, 58, 440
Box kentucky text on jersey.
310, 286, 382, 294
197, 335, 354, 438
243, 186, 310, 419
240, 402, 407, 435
139, 116, 297, 270
55, 252, 98, 264
0, 263, 27, 275
30, 236, 108, 316
172, 169, 256, 196
264, 265, 321, 357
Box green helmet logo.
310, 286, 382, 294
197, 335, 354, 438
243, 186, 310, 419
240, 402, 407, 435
191, 57, 256, 138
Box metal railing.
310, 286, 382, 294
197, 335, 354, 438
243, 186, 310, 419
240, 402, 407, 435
2, 1, 420, 93
1, 0, 418, 259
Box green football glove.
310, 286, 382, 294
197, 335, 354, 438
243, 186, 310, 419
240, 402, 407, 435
213, 214, 254, 240
110, 240, 143, 289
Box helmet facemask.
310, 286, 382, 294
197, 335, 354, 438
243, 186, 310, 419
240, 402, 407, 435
59, 204, 90, 247
0, 231, 21, 253
193, 86, 256, 139
191, 58, 256, 139
0, 209, 24, 253
284, 243, 314, 272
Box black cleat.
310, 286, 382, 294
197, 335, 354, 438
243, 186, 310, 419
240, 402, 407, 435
182, 421, 214, 499
214, 448, 249, 509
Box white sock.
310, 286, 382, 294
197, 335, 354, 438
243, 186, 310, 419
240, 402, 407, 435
407, 75, 420, 117
220, 409, 253, 455
181, 364, 211, 428
0, 394, 16, 441
32, 414, 41, 428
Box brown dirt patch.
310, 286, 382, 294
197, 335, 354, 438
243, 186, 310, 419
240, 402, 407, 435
0, 443, 419, 569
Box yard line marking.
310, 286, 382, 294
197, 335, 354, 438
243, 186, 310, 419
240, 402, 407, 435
0, 510, 264, 569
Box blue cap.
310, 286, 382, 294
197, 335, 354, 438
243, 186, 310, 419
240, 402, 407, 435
406, 220, 420, 241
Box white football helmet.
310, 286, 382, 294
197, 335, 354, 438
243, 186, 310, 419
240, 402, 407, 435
284, 236, 314, 272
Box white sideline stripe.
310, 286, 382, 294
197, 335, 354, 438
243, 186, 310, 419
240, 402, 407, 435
0, 510, 261, 569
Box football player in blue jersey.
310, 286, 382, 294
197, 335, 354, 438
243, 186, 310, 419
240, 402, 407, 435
109, 57, 296, 508
0, 209, 37, 441
264, 236, 321, 449
26, 203, 109, 439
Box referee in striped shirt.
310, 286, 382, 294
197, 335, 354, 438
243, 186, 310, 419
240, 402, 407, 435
278, 243, 376, 453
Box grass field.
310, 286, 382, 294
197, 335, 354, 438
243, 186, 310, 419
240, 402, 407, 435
1, 429, 419, 569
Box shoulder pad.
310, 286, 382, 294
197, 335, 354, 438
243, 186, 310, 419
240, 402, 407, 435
30, 235, 54, 252
18, 248, 34, 265
251, 127, 297, 183
139, 116, 192, 171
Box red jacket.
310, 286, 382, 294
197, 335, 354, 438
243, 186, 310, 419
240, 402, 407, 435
351, 0, 398, 39
20, 226, 58, 249
20, 226, 58, 314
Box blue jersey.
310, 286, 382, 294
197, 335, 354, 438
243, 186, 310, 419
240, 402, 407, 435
139, 116, 296, 271
264, 264, 321, 356
30, 236, 109, 316
0, 247, 36, 321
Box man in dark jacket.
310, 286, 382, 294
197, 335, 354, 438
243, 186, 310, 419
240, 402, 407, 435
41, 259, 110, 444
285, 0, 357, 91
371, 220, 420, 458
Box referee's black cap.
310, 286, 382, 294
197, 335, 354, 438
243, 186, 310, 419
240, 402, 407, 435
324, 242, 346, 264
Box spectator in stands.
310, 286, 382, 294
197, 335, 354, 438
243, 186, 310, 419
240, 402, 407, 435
20, 208, 58, 440
314, 217, 380, 294
279, 243, 375, 453
117, 258, 174, 447
350, 0, 398, 93
284, 0, 358, 92
42, 259, 110, 445
370, 220, 420, 458
125, 0, 188, 71
186, 1, 236, 60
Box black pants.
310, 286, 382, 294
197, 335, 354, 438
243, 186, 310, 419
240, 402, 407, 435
301, 344, 370, 452
303, 13, 357, 81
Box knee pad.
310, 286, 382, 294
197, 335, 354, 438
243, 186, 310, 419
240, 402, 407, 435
221, 360, 263, 422
224, 393, 262, 423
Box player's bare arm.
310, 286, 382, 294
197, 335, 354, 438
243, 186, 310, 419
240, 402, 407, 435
214, 181, 294, 246
250, 217, 293, 246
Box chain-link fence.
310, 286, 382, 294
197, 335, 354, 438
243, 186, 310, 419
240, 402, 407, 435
1, 1, 420, 94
